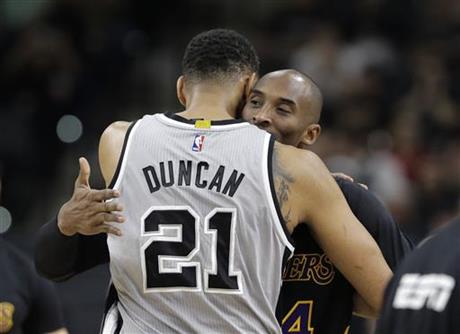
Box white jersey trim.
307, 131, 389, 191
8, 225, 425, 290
261, 134, 295, 252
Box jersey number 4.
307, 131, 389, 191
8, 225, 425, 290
141, 206, 242, 293
282, 301, 315, 334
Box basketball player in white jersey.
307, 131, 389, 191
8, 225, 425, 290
84, 29, 392, 333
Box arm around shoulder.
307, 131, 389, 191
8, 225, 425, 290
275, 145, 392, 315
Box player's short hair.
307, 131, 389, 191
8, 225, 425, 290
182, 29, 259, 84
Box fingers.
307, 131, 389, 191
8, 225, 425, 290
86, 214, 124, 236
97, 223, 122, 236
332, 172, 354, 182
76, 157, 91, 187
99, 212, 125, 224
91, 201, 123, 214
331, 172, 368, 190
90, 189, 120, 202
64, 177, 126, 236
97, 201, 124, 213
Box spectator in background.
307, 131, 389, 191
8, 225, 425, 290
0, 177, 68, 334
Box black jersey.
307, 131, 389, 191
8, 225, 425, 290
376, 217, 460, 334
276, 178, 413, 334
0, 237, 65, 334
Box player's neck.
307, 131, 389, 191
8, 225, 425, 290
179, 86, 239, 120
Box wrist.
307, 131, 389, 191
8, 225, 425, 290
57, 204, 77, 236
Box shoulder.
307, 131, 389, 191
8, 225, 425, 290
336, 177, 414, 259
99, 121, 133, 160
272, 142, 335, 201
334, 178, 381, 210
99, 121, 133, 186
100, 121, 132, 144
272, 142, 346, 227
273, 141, 328, 184
334, 178, 391, 224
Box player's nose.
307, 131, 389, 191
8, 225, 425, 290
252, 109, 272, 128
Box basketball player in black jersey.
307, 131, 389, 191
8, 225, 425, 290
242, 69, 414, 333
376, 216, 460, 334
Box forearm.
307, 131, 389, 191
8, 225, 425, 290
34, 217, 109, 281
353, 293, 378, 318
34, 217, 80, 281
335, 222, 392, 314
309, 204, 392, 314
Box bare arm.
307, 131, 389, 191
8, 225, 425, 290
273, 142, 392, 315
353, 293, 376, 318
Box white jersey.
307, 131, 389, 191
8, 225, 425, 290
104, 113, 294, 333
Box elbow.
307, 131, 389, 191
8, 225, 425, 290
352, 293, 380, 319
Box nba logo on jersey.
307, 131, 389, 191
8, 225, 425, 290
192, 134, 205, 152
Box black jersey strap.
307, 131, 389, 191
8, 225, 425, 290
267, 135, 295, 247
99, 282, 122, 334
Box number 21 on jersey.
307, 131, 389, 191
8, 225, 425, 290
140, 206, 242, 293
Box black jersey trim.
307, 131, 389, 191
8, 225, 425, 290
99, 282, 120, 334
114, 316, 123, 334
108, 120, 138, 189
164, 111, 246, 125
267, 136, 295, 246
275, 246, 293, 321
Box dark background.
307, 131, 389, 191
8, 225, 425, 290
0, 0, 459, 332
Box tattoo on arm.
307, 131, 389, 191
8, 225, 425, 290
272, 145, 295, 226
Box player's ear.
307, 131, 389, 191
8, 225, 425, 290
176, 76, 187, 107
299, 124, 321, 148
244, 72, 258, 99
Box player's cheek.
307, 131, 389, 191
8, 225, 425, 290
241, 107, 253, 122
271, 120, 288, 139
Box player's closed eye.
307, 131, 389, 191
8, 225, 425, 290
249, 98, 263, 107
277, 107, 291, 115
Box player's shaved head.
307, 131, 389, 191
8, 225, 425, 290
257, 69, 323, 123
242, 69, 324, 148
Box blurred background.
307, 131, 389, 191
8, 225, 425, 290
0, 0, 459, 332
